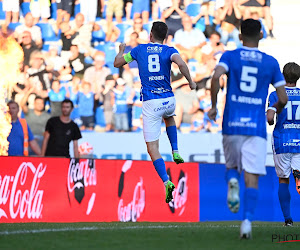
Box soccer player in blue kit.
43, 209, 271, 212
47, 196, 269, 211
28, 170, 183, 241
114, 21, 196, 204
208, 19, 288, 238
267, 62, 300, 227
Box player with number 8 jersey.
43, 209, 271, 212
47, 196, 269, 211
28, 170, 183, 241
114, 21, 196, 204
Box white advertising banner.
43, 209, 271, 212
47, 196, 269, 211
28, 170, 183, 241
74, 132, 275, 166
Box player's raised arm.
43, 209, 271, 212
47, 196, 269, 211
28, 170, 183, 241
171, 54, 196, 90
114, 43, 128, 68
208, 65, 227, 121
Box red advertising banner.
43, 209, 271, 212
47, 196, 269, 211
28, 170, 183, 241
0, 157, 199, 223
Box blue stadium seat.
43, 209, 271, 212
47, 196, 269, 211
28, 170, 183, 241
8, 22, 21, 31
116, 23, 132, 43
36, 23, 59, 42
143, 22, 152, 33
50, 2, 57, 20
74, 3, 80, 17
92, 29, 106, 44
20, 2, 31, 17
84, 56, 94, 65
186, 3, 201, 17
95, 107, 106, 127
0, 2, 5, 20
94, 43, 106, 52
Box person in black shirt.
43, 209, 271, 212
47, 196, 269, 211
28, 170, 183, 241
42, 99, 82, 158
20, 31, 39, 68
65, 44, 88, 79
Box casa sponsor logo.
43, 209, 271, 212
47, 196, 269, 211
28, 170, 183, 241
149, 75, 164, 81
240, 50, 262, 62
228, 117, 257, 128
286, 89, 300, 96
283, 139, 300, 147
272, 234, 300, 243
0, 162, 46, 220
167, 169, 188, 216
154, 103, 175, 112
147, 46, 163, 53
67, 159, 97, 215
118, 161, 145, 222
283, 123, 300, 129
231, 94, 262, 105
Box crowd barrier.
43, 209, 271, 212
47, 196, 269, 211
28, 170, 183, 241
0, 157, 299, 223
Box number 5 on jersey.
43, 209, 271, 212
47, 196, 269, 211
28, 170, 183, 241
240, 66, 258, 93
148, 54, 160, 72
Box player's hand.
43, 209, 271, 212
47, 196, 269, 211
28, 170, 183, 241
208, 108, 217, 121
119, 43, 126, 52
189, 82, 197, 90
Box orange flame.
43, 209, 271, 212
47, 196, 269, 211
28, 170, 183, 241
0, 34, 24, 156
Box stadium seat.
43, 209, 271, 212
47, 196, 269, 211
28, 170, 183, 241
0, 2, 5, 20
186, 3, 201, 17
74, 3, 80, 17
7, 22, 21, 31
50, 2, 57, 20
84, 56, 94, 65
94, 43, 106, 52
20, 2, 31, 17
36, 23, 59, 42
92, 29, 106, 44
116, 23, 132, 43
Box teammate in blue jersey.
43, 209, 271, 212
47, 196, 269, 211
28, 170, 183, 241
208, 19, 288, 239
114, 21, 196, 203
267, 62, 300, 227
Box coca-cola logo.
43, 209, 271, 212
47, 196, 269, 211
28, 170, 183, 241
167, 169, 188, 215
67, 159, 97, 215
0, 162, 46, 220
117, 161, 145, 222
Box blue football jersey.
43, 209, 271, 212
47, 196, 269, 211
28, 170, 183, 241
130, 43, 179, 101
269, 87, 300, 154
219, 46, 285, 139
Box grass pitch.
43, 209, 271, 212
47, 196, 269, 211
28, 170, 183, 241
0, 222, 299, 249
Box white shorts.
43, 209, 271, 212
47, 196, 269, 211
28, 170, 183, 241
223, 135, 267, 175
273, 153, 300, 178
2, 0, 19, 12
30, 2, 50, 19
142, 96, 176, 142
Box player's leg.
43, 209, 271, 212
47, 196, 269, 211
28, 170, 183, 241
223, 135, 243, 213
274, 153, 293, 226
240, 136, 267, 239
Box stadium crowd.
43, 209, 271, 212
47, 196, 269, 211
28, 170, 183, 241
2, 0, 274, 136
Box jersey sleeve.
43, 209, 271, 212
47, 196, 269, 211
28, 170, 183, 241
169, 47, 179, 60
217, 51, 230, 72
267, 91, 278, 110
270, 58, 286, 88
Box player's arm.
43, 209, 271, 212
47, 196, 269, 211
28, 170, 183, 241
114, 43, 130, 68
208, 65, 227, 121
171, 54, 196, 90
273, 85, 288, 114
267, 93, 277, 125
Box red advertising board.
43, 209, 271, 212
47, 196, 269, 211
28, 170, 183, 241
0, 157, 199, 223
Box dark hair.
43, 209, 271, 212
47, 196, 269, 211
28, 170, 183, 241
151, 21, 168, 42
241, 19, 261, 38
7, 100, 19, 108
34, 96, 44, 102
61, 99, 74, 108
283, 62, 300, 84
210, 31, 221, 39
105, 74, 114, 81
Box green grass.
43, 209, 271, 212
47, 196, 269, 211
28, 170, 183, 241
0, 222, 299, 249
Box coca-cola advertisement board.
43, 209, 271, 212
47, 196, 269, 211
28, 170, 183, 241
0, 157, 199, 223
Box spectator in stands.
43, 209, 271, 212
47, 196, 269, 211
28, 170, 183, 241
100, 75, 115, 132
12, 67, 28, 105
79, 0, 100, 24
60, 21, 76, 64
127, 76, 142, 131
215, 0, 242, 47
239, 0, 264, 20
83, 52, 111, 95
20, 31, 39, 69
106, 0, 123, 25
71, 13, 93, 52
124, 17, 149, 44
112, 78, 131, 132
263, 0, 274, 38
20, 90, 51, 151
7, 101, 42, 156
15, 13, 43, 48
78, 81, 96, 130
173, 83, 199, 129
132, 0, 150, 24
48, 80, 67, 116
44, 45, 66, 76
41, 99, 82, 158
66, 44, 88, 79
161, 0, 185, 38
124, 0, 133, 21
201, 31, 225, 64
2, 0, 19, 26
174, 15, 206, 62
56, 0, 73, 26
30, 0, 51, 24
190, 108, 206, 132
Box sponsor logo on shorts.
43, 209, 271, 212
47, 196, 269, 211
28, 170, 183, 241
151, 87, 171, 94
154, 103, 175, 112
283, 139, 300, 147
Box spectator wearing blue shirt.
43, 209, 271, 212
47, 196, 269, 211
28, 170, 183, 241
48, 80, 67, 117
7, 101, 41, 156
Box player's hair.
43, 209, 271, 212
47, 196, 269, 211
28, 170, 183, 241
151, 21, 168, 42
61, 99, 74, 108
283, 62, 300, 84
241, 19, 261, 39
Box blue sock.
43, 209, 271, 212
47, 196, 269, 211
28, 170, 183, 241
225, 168, 240, 183
166, 126, 178, 152
278, 183, 292, 221
153, 158, 169, 182
244, 188, 258, 221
